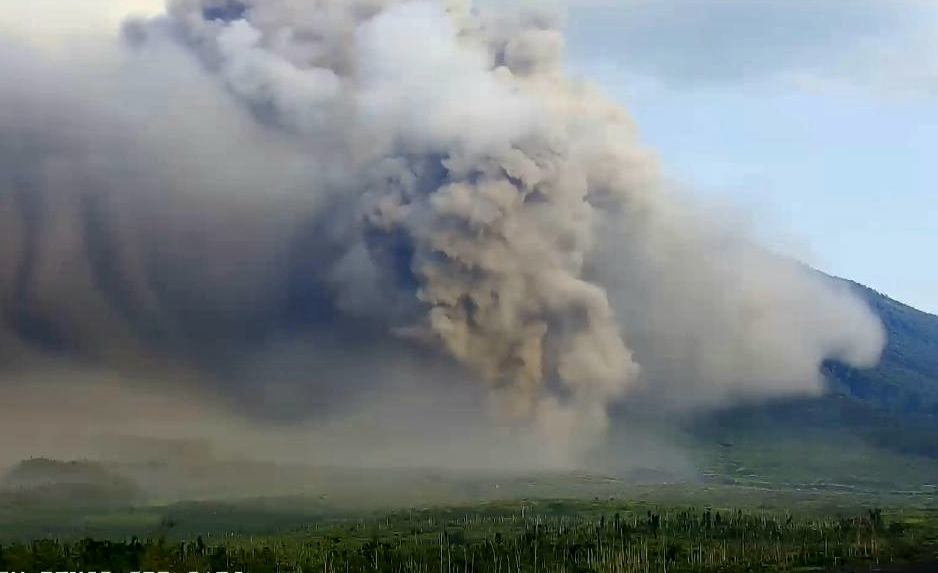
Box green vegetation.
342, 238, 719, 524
0, 498, 936, 572
691, 277, 938, 468
1, 458, 131, 488
0, 458, 141, 510
825, 279, 938, 417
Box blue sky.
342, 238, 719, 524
563, 0, 938, 314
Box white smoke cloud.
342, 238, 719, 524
0, 0, 163, 55
0, 0, 885, 468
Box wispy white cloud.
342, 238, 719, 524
564, 0, 938, 97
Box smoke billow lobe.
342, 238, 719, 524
0, 0, 884, 466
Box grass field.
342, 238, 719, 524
1, 481, 937, 572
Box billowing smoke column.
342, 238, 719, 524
0, 0, 885, 465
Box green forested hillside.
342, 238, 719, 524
696, 280, 938, 483
0, 458, 141, 508
827, 280, 938, 414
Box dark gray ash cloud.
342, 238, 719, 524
0, 0, 885, 468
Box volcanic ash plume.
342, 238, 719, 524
0, 0, 885, 465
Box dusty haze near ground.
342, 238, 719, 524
0, 0, 884, 474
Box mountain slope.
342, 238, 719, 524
826, 280, 938, 414
695, 280, 938, 486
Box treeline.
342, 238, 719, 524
0, 507, 933, 572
